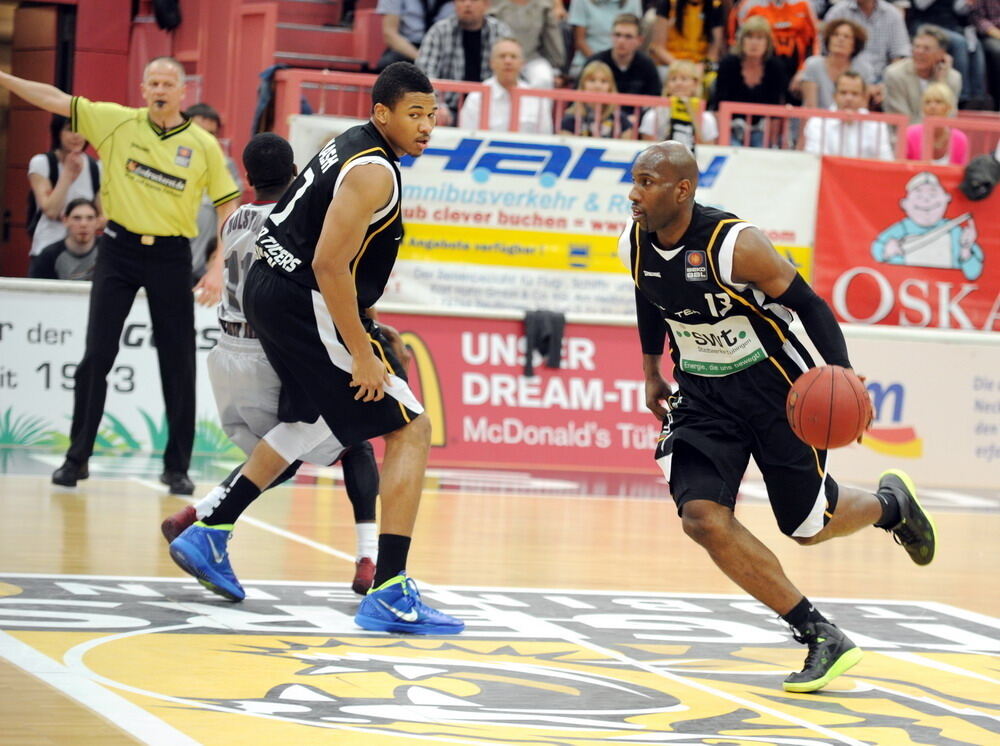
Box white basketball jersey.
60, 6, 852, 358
219, 201, 276, 325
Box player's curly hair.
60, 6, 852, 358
243, 133, 294, 191
372, 62, 434, 110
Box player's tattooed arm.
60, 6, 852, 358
314, 164, 395, 402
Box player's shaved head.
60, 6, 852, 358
636, 141, 698, 193
629, 141, 698, 235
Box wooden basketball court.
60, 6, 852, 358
1, 453, 998, 745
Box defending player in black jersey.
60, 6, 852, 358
623, 142, 936, 692
167, 62, 462, 635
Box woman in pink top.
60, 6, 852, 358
905, 83, 968, 165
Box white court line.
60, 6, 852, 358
135, 477, 357, 563
53, 624, 492, 746
884, 651, 1000, 686
0, 630, 202, 746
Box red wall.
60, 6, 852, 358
2, 0, 130, 277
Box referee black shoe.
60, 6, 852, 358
879, 469, 936, 566
783, 621, 863, 693
52, 460, 88, 487
160, 470, 195, 496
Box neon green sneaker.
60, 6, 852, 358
879, 469, 936, 566
783, 621, 863, 693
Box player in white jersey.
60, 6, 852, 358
160, 134, 384, 595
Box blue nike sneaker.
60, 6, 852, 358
169, 522, 245, 601
355, 574, 464, 634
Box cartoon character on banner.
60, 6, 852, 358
870, 172, 984, 281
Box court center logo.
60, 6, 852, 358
2, 575, 997, 744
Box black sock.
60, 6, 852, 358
782, 597, 828, 634
268, 460, 302, 490
874, 487, 901, 528
202, 474, 262, 526
341, 445, 378, 523
372, 534, 411, 588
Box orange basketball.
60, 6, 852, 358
786, 365, 872, 449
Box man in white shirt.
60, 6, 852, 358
803, 71, 894, 160
458, 38, 553, 133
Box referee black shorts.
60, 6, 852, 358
654, 355, 839, 539
243, 262, 423, 446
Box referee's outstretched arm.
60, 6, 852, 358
0, 71, 71, 116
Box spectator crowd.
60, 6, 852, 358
18, 0, 1000, 280
372, 0, 999, 160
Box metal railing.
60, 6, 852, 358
272, 70, 1000, 166
716, 102, 909, 159
273, 69, 492, 134
918, 114, 1000, 162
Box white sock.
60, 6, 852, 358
194, 483, 227, 520
356, 522, 377, 561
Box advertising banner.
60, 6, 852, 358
813, 156, 1000, 331
0, 281, 237, 459
4, 282, 996, 489
378, 310, 665, 473
289, 116, 820, 316
376, 310, 1000, 489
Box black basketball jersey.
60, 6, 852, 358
619, 202, 812, 377
256, 121, 403, 308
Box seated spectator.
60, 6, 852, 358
639, 60, 719, 147
375, 0, 455, 69
971, 0, 1000, 108
883, 25, 963, 123
569, 0, 644, 74
559, 60, 634, 136
738, 0, 820, 92
821, 0, 911, 105
27, 115, 102, 276
489, 0, 565, 88
908, 0, 988, 107
905, 82, 970, 164
183, 103, 244, 284
586, 13, 662, 116
792, 19, 873, 110
649, 0, 724, 70
416, 0, 512, 124
713, 16, 787, 146
28, 198, 100, 281
803, 71, 894, 159
459, 38, 554, 132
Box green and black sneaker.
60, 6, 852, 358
783, 621, 863, 693
879, 469, 936, 566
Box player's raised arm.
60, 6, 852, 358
313, 163, 395, 402
731, 227, 851, 369
0, 71, 71, 116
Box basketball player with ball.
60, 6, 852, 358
621, 142, 936, 693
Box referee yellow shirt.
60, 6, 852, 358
71, 96, 240, 238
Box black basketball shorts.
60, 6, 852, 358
654, 355, 839, 538
243, 262, 423, 447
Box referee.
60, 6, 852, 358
0, 57, 240, 494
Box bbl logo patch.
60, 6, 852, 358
175, 145, 192, 167
685, 250, 708, 281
